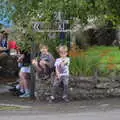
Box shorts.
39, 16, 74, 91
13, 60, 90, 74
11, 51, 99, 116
20, 66, 31, 73
18, 63, 23, 68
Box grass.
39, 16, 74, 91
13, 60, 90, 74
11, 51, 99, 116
70, 46, 120, 76
87, 46, 120, 63
0, 105, 23, 110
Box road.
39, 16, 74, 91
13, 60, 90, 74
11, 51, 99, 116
0, 109, 120, 120
0, 98, 120, 120
1, 85, 120, 120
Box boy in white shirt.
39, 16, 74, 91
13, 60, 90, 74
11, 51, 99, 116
50, 45, 70, 102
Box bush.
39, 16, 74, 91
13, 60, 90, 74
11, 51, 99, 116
70, 55, 100, 76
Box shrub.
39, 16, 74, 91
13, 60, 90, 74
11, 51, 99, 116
70, 55, 101, 76
70, 46, 120, 76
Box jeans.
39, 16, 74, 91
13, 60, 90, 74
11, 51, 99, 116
51, 76, 69, 98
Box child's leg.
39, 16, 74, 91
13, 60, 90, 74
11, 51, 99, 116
45, 65, 51, 75
39, 62, 46, 73
33, 63, 42, 73
19, 71, 25, 93
19, 71, 30, 97
22, 73, 30, 94
51, 77, 61, 99
62, 76, 69, 99
19, 80, 24, 93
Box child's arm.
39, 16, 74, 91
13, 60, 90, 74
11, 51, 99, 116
55, 66, 60, 79
49, 54, 55, 65
61, 58, 70, 67
17, 54, 24, 62
54, 59, 61, 79
39, 59, 49, 66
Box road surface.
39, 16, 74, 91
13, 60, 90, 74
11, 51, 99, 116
1, 85, 120, 120
0, 98, 120, 120
0, 109, 120, 120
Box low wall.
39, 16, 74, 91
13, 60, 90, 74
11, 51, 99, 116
0, 55, 18, 83
35, 74, 120, 101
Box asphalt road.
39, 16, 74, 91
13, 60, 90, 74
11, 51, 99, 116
0, 98, 120, 120
0, 110, 120, 120
1, 85, 120, 120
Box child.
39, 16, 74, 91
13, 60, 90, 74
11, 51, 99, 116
32, 45, 55, 78
50, 45, 70, 102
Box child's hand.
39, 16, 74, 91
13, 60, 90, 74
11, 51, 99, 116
32, 59, 37, 65
17, 54, 24, 62
61, 60, 68, 67
40, 60, 47, 65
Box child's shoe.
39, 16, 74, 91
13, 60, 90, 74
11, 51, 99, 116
62, 96, 69, 103
48, 96, 55, 103
19, 93, 30, 98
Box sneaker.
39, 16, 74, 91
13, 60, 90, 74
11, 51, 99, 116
9, 87, 17, 92
16, 91, 24, 96
62, 96, 69, 103
19, 93, 30, 98
48, 96, 55, 103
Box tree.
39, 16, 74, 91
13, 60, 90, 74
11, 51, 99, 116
10, 0, 119, 28
9, 0, 120, 48
0, 0, 14, 27
9, 0, 120, 97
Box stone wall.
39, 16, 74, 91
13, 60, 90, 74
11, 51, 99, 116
35, 74, 120, 101
0, 55, 18, 83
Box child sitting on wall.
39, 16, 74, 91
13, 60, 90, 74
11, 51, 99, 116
32, 44, 55, 79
